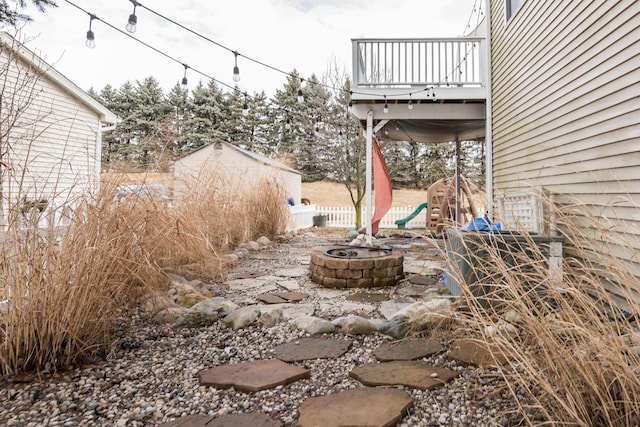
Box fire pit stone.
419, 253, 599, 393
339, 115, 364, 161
310, 246, 404, 288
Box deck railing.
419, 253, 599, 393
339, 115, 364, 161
352, 37, 485, 88
315, 206, 426, 229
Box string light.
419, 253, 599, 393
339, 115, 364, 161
297, 88, 304, 104
126, 0, 138, 33
242, 92, 249, 116
85, 14, 96, 48
181, 64, 189, 87
233, 51, 241, 82
383, 95, 388, 114
408, 94, 413, 110
285, 117, 291, 130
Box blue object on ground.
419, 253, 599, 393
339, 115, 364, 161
394, 202, 428, 229
462, 216, 502, 231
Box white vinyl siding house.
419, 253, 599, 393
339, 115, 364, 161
488, 1, 640, 286
0, 32, 117, 228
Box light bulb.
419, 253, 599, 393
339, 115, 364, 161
181, 76, 188, 86
242, 106, 249, 116
297, 89, 304, 104
233, 65, 240, 82
383, 103, 389, 114
86, 30, 96, 48
408, 99, 413, 110
126, 14, 137, 33
285, 119, 291, 130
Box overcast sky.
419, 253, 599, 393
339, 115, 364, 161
9, 0, 483, 96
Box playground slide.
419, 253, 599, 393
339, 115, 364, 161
394, 202, 428, 229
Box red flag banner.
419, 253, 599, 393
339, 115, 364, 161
371, 135, 393, 234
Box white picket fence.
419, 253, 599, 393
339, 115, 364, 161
315, 206, 427, 229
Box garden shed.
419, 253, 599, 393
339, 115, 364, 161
0, 32, 117, 229
174, 140, 302, 207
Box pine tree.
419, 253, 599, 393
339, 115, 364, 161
269, 70, 306, 162
184, 80, 224, 152
0, 0, 55, 25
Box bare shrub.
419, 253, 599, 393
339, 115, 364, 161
444, 193, 640, 425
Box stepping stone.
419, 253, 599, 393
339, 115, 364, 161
347, 292, 389, 303
157, 413, 282, 427
274, 267, 308, 277
350, 361, 458, 390
298, 387, 413, 427
271, 291, 308, 302
274, 337, 352, 362
198, 359, 310, 392
396, 284, 430, 297
408, 275, 438, 286
447, 339, 510, 368
256, 294, 288, 304
373, 338, 445, 361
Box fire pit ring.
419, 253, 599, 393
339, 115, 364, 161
310, 246, 404, 288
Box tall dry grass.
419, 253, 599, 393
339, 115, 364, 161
0, 171, 289, 375
444, 193, 640, 425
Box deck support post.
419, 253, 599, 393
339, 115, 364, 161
365, 109, 373, 244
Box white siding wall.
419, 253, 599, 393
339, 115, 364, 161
1, 39, 100, 224
489, 0, 640, 280
174, 143, 302, 205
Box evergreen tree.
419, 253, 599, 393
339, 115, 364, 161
294, 74, 330, 181
184, 80, 224, 152
130, 77, 171, 167
0, 0, 55, 25
269, 70, 307, 161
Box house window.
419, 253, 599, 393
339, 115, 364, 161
506, 0, 523, 21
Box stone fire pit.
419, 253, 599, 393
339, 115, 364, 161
310, 246, 404, 288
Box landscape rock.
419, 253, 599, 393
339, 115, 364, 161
377, 315, 410, 339
190, 297, 228, 316
332, 314, 377, 335
259, 303, 315, 320
380, 298, 416, 320
152, 307, 191, 324
346, 230, 359, 240
223, 306, 261, 330
292, 316, 335, 335
259, 308, 282, 327
393, 298, 453, 329
256, 236, 272, 247
447, 339, 510, 368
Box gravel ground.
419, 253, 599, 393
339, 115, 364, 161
0, 230, 521, 427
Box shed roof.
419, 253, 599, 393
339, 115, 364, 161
0, 32, 117, 124
178, 140, 301, 176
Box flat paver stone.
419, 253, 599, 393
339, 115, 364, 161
373, 338, 445, 361
447, 339, 510, 368
298, 387, 413, 427
274, 337, 352, 362
157, 413, 283, 427
271, 291, 308, 301
256, 294, 288, 304
347, 292, 390, 303
198, 359, 310, 392
350, 361, 458, 390
408, 275, 438, 286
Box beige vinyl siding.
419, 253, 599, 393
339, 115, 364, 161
1, 38, 101, 220
489, 0, 640, 286
174, 142, 302, 205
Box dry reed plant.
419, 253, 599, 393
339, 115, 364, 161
0, 170, 289, 375
443, 193, 640, 426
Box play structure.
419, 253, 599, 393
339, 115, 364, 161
395, 175, 482, 232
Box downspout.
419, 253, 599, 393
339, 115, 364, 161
484, 0, 494, 217
98, 121, 117, 186
365, 109, 373, 245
